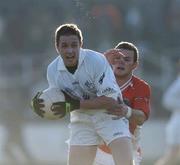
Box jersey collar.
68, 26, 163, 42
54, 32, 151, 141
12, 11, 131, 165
77, 48, 86, 67
120, 76, 133, 91
57, 56, 67, 71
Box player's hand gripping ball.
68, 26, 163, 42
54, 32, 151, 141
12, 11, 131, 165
31, 88, 68, 120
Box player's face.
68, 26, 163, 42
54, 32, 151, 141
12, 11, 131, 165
112, 49, 137, 78
57, 35, 82, 67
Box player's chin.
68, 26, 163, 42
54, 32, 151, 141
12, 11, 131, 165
115, 72, 125, 77
66, 60, 77, 67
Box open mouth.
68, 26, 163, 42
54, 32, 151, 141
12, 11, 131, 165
66, 55, 74, 58
66, 55, 75, 60
117, 66, 125, 71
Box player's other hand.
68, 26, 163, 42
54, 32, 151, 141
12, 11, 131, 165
31, 92, 45, 117
104, 49, 124, 65
51, 102, 67, 118
106, 97, 131, 119
106, 104, 128, 117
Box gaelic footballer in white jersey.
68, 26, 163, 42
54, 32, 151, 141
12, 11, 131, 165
31, 23, 133, 165
46, 48, 131, 146
47, 48, 122, 106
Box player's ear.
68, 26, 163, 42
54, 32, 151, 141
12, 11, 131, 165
132, 61, 138, 70
80, 41, 83, 47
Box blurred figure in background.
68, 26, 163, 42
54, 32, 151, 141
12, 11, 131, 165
0, 87, 35, 165
94, 41, 151, 165
154, 58, 180, 165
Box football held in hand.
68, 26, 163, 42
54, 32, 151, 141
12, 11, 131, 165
39, 88, 66, 120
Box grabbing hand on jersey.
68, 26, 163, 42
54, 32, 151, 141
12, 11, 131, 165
106, 97, 132, 119
106, 103, 132, 118
104, 49, 124, 65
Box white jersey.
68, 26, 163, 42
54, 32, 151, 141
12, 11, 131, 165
163, 75, 180, 111
47, 48, 122, 113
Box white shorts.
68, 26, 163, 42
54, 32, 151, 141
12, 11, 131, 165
94, 147, 142, 165
68, 110, 131, 146
166, 112, 180, 145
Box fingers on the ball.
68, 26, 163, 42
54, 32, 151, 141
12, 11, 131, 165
38, 99, 44, 102
51, 106, 66, 113
52, 108, 60, 112
53, 102, 65, 105
54, 112, 65, 115
33, 98, 44, 104
34, 92, 42, 99
38, 104, 45, 108
54, 111, 66, 118
36, 109, 45, 117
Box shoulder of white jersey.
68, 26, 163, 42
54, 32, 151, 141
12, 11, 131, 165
82, 49, 108, 69
47, 56, 60, 72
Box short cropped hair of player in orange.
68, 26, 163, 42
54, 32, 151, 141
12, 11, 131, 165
94, 41, 151, 165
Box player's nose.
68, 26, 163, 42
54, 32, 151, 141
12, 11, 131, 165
66, 47, 73, 53
114, 57, 125, 64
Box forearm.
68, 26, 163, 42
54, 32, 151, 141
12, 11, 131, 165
80, 96, 118, 110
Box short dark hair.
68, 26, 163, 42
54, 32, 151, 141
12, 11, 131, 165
55, 23, 83, 48
115, 41, 139, 62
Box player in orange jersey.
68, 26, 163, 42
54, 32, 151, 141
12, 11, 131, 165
94, 41, 151, 165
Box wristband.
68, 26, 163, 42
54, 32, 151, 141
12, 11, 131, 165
66, 100, 80, 112
125, 106, 132, 119
65, 102, 71, 112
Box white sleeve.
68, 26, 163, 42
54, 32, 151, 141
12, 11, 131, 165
94, 57, 122, 100
47, 64, 57, 88
162, 77, 180, 111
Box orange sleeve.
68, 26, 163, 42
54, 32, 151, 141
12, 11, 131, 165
132, 83, 151, 120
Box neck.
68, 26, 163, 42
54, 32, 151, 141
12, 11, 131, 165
66, 64, 78, 74
116, 74, 132, 87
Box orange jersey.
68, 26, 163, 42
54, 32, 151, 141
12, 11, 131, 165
99, 75, 151, 153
